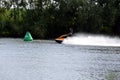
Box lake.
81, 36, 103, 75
0, 38, 120, 80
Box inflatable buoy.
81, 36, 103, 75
24, 31, 33, 41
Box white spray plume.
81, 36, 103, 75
63, 33, 120, 46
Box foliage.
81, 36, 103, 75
0, 0, 120, 38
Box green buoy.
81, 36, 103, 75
24, 31, 33, 41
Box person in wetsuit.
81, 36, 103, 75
67, 27, 73, 36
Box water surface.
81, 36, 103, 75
0, 38, 120, 80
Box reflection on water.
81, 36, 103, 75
0, 38, 120, 80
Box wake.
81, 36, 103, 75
63, 33, 120, 46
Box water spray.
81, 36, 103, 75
63, 33, 120, 46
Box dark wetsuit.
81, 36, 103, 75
67, 28, 73, 36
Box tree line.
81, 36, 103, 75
0, 0, 120, 39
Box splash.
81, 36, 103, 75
63, 33, 120, 46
